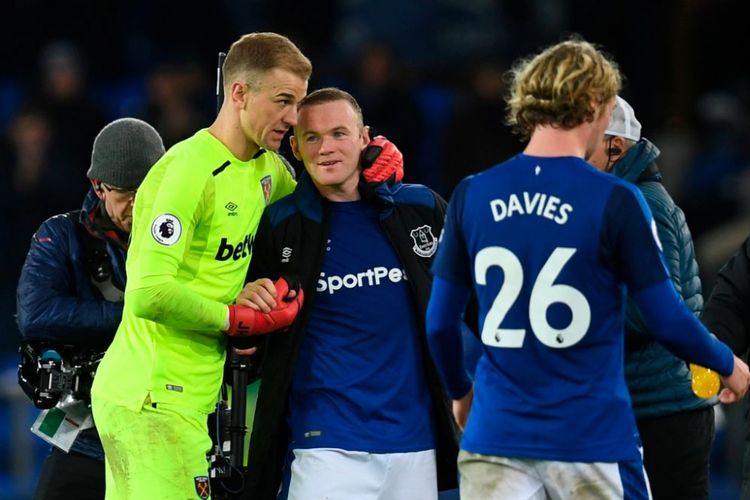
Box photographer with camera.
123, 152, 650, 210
16, 118, 165, 500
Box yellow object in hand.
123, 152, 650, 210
689, 364, 720, 399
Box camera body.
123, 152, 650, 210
18, 342, 103, 409
207, 351, 262, 497
208, 400, 234, 479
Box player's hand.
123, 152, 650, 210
236, 278, 279, 312
453, 386, 474, 431
719, 354, 750, 403
360, 135, 404, 184
226, 277, 304, 336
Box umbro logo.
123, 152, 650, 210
281, 247, 292, 263
225, 202, 238, 216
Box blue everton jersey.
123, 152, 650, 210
288, 200, 435, 453
432, 154, 671, 462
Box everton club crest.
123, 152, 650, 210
410, 225, 437, 257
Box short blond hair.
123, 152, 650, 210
223, 32, 312, 92
505, 37, 621, 140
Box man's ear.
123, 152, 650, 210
610, 136, 627, 159
230, 81, 248, 107
290, 135, 302, 161
362, 125, 371, 145
91, 179, 105, 200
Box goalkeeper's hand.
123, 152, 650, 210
225, 277, 303, 336
360, 135, 404, 184
236, 278, 279, 312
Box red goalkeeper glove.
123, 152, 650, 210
225, 277, 304, 336
360, 136, 404, 184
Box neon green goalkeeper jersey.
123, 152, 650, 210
92, 129, 296, 413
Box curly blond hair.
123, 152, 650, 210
505, 37, 621, 140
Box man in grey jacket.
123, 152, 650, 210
588, 96, 715, 499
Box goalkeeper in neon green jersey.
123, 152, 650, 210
90, 33, 310, 500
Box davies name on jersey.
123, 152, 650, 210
490, 191, 573, 225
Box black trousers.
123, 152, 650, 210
33, 447, 105, 500
636, 406, 714, 500
741, 436, 750, 499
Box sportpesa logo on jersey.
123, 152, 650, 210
151, 214, 182, 246
317, 267, 408, 295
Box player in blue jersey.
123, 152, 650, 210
237, 87, 459, 500
426, 37, 750, 500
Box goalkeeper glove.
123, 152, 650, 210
225, 277, 304, 336
360, 135, 404, 184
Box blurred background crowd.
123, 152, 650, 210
1, 0, 749, 497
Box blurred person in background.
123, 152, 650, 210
8, 40, 107, 265
16, 118, 164, 500
143, 59, 212, 148
588, 96, 716, 499
683, 92, 750, 273
441, 59, 517, 194
347, 41, 425, 183
686, 92, 750, 293
34, 40, 105, 180
2, 105, 89, 357
3, 106, 58, 277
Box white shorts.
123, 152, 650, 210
286, 448, 438, 500
458, 450, 652, 500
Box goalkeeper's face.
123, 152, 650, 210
290, 100, 369, 199
239, 68, 308, 153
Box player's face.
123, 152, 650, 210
240, 68, 308, 152
584, 98, 616, 163
95, 181, 137, 232
291, 100, 369, 198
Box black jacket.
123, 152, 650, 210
241, 172, 459, 499
702, 236, 750, 356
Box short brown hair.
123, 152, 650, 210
297, 87, 364, 128
505, 37, 621, 140
223, 32, 312, 92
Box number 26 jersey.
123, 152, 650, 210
433, 154, 669, 462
